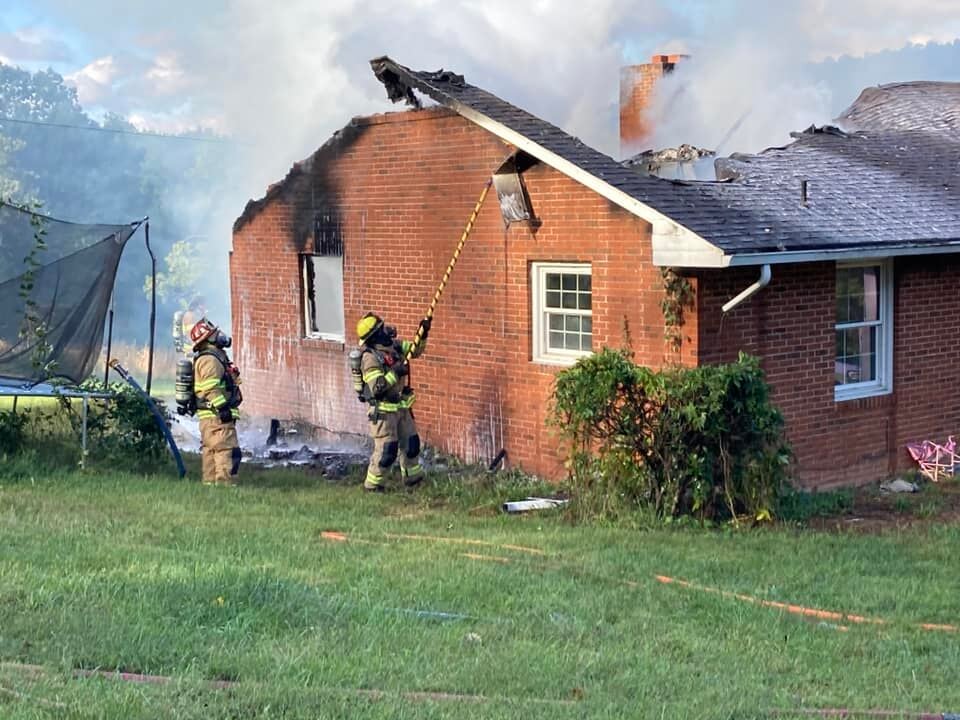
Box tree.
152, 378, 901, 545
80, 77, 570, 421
144, 238, 205, 307
0, 62, 235, 344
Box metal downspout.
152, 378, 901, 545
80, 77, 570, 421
721, 264, 772, 313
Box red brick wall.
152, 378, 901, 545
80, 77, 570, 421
231, 108, 686, 478
696, 257, 960, 489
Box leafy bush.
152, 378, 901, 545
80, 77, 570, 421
0, 408, 27, 455
97, 381, 170, 461
551, 349, 791, 523
66, 379, 171, 463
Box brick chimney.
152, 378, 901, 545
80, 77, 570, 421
619, 54, 688, 159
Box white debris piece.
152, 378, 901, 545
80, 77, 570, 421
502, 497, 569, 513
879, 479, 919, 493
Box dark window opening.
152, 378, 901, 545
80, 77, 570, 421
314, 210, 343, 256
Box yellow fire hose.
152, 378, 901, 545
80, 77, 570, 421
404, 178, 493, 362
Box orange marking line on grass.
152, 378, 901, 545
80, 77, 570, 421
655, 575, 958, 634
461, 552, 511, 564
384, 533, 546, 556
1, 662, 577, 706
319, 530, 376, 545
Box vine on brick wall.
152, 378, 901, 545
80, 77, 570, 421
660, 267, 694, 352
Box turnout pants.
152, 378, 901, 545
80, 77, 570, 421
365, 408, 424, 489
199, 417, 241, 485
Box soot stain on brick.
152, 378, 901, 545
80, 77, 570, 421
234, 119, 369, 249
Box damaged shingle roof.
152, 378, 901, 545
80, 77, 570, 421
371, 57, 960, 264
835, 81, 960, 138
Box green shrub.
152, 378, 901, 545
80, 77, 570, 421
81, 380, 171, 462
0, 408, 27, 455
551, 349, 791, 523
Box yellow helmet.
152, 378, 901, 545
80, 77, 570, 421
356, 312, 383, 343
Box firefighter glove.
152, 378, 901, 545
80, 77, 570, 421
418, 317, 431, 338
218, 406, 234, 423
394, 361, 409, 378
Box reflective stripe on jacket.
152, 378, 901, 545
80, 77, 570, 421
359, 335, 426, 413
194, 345, 241, 420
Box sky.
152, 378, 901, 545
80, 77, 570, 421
4, 2, 960, 172
2, 0, 960, 264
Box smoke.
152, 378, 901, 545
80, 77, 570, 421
6, 0, 960, 338
646, 2, 960, 155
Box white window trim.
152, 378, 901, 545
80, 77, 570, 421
302, 254, 346, 343
531, 262, 592, 366
834, 259, 893, 402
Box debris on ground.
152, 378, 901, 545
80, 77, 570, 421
502, 497, 569, 513
879, 479, 920, 493
171, 415, 368, 478
256, 444, 367, 478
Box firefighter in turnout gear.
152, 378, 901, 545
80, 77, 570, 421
355, 312, 430, 492
190, 317, 243, 485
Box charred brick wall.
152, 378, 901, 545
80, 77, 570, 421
231, 108, 688, 479
696, 257, 960, 489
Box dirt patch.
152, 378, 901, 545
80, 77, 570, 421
808, 479, 960, 533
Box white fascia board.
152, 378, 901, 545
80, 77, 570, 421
657, 240, 960, 270
651, 219, 728, 268
727, 242, 960, 267
447, 99, 724, 260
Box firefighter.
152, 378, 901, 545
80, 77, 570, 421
190, 317, 242, 486
355, 312, 431, 492
173, 296, 206, 356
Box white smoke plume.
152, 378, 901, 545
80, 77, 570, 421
646, 1, 960, 154
13, 0, 960, 194
8, 0, 960, 328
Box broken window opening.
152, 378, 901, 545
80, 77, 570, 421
313, 210, 343, 257
302, 209, 345, 341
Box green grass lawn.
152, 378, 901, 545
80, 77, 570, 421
1, 459, 959, 719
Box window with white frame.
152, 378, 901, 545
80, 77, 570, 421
301, 210, 345, 341
834, 260, 893, 401
532, 263, 592, 364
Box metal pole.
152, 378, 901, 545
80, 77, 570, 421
104, 291, 115, 385
81, 395, 88, 469
145, 221, 156, 396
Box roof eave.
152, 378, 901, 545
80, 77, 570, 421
655, 241, 960, 270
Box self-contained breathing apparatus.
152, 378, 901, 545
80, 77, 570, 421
174, 323, 242, 418
348, 329, 408, 422
175, 358, 194, 415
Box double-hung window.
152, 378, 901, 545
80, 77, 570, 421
301, 210, 345, 342
532, 262, 592, 364
834, 260, 893, 400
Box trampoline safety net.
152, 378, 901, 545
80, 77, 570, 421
0, 201, 137, 386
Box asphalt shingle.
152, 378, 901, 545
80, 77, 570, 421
372, 58, 960, 260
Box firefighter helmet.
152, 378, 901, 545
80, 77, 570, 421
189, 317, 218, 346
356, 313, 384, 343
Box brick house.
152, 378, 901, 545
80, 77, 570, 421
230, 57, 960, 489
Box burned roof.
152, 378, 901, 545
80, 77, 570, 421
835, 81, 960, 138
369, 57, 960, 266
